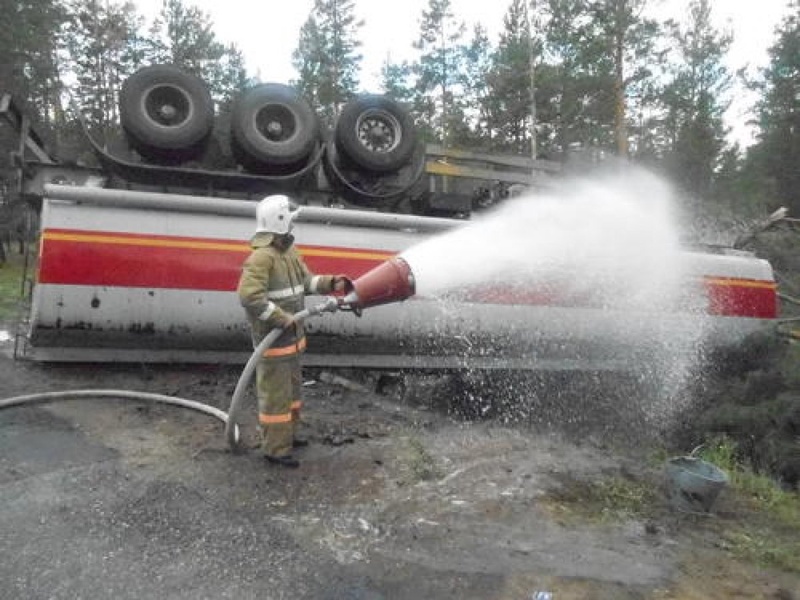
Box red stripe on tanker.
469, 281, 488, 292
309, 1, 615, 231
38, 229, 391, 290
37, 228, 777, 318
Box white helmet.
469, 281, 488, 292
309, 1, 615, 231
255, 194, 299, 234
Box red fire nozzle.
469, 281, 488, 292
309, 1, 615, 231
342, 256, 416, 310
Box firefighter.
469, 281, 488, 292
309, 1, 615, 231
237, 194, 349, 468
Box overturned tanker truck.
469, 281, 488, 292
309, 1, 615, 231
2, 65, 779, 370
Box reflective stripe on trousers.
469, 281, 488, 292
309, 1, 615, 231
256, 354, 302, 457
258, 401, 302, 425
263, 336, 307, 358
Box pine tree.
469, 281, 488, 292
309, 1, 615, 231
588, 0, 661, 158
293, 15, 325, 112
455, 23, 493, 148
486, 0, 537, 154
379, 59, 414, 104
64, 0, 144, 133
539, 0, 613, 156
292, 0, 363, 129
660, 0, 732, 200
145, 0, 248, 104
749, 1, 800, 216
0, 0, 66, 138
411, 0, 466, 145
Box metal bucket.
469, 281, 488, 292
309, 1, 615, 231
665, 456, 729, 513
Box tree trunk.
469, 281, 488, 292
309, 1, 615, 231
613, 15, 628, 158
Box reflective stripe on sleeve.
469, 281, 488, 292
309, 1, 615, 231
263, 336, 307, 358
309, 275, 322, 293
258, 301, 278, 321
267, 284, 305, 300
259, 412, 293, 425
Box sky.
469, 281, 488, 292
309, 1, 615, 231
132, 0, 792, 147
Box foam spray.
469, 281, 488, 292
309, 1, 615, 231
398, 167, 710, 433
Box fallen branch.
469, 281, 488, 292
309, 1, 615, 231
734, 207, 789, 249
319, 371, 371, 393
779, 292, 800, 308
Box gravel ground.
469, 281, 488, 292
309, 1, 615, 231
1, 333, 798, 600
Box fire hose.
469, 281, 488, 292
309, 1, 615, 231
0, 388, 239, 440
0, 299, 342, 450
224, 295, 343, 451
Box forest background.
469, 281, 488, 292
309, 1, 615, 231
0, 0, 798, 219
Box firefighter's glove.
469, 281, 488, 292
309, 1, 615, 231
258, 305, 294, 330
273, 311, 295, 330
333, 275, 354, 293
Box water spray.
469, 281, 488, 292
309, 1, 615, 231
2, 169, 723, 451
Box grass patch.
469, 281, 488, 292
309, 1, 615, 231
398, 435, 443, 483
544, 474, 658, 523
543, 438, 800, 573
0, 253, 26, 321
591, 477, 658, 516
698, 436, 800, 572
719, 527, 800, 572
698, 437, 800, 526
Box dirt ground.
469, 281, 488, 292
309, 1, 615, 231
1, 329, 799, 599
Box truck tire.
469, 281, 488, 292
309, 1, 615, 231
119, 65, 214, 161
334, 95, 416, 173
230, 83, 320, 172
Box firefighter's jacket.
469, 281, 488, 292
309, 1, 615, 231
237, 232, 336, 357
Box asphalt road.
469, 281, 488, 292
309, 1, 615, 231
2, 348, 798, 600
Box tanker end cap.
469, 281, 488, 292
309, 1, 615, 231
345, 256, 416, 310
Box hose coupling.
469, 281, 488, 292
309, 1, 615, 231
308, 296, 341, 316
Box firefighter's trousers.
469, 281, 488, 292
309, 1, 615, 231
256, 355, 302, 457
